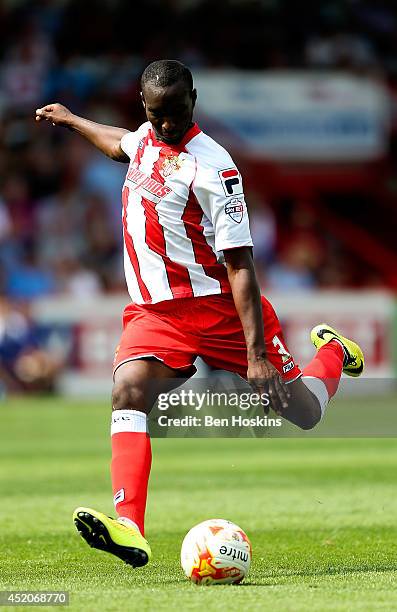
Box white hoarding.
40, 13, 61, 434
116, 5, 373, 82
194, 71, 390, 161
33, 291, 395, 396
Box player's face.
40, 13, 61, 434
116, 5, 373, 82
141, 82, 197, 145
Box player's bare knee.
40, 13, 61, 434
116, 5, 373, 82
112, 380, 146, 412
297, 397, 322, 430
298, 412, 321, 430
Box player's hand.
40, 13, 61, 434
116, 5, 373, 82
247, 356, 290, 416
35, 103, 73, 128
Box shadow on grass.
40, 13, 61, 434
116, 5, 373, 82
241, 562, 397, 586
137, 561, 397, 588
282, 563, 397, 578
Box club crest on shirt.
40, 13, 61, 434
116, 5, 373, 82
225, 198, 244, 223
160, 155, 183, 177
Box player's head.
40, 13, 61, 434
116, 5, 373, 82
141, 60, 197, 145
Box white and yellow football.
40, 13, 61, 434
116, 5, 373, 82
180, 518, 252, 585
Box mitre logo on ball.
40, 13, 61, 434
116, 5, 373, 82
181, 518, 252, 585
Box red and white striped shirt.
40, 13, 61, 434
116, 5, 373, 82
120, 121, 253, 304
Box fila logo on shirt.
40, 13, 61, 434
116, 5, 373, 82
283, 360, 295, 374
219, 168, 243, 196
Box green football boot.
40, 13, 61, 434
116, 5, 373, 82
310, 323, 364, 377
73, 507, 151, 568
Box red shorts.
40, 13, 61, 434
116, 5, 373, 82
113, 293, 301, 383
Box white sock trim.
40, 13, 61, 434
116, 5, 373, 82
111, 409, 147, 434
117, 516, 141, 533
302, 376, 329, 418
330, 338, 347, 364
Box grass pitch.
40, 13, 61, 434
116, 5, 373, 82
1, 395, 397, 611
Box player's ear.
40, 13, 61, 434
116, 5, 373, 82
191, 89, 197, 108
140, 91, 146, 108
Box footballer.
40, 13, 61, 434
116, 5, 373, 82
36, 60, 364, 568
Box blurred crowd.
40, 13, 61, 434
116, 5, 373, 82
0, 0, 396, 305
1, 0, 396, 393
0, 296, 66, 394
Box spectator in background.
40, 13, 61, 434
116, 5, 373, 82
25, 141, 61, 200
286, 200, 326, 264
0, 200, 12, 245
266, 242, 316, 291
82, 153, 125, 239
266, 199, 326, 291
35, 162, 88, 269
35, 197, 84, 267
246, 191, 276, 287
305, 10, 378, 72
5, 244, 55, 301
1, 18, 55, 113
0, 0, 393, 306
54, 257, 101, 297
0, 297, 62, 393
0, 198, 18, 286
2, 174, 36, 250
83, 192, 123, 292
247, 191, 276, 264
318, 249, 355, 288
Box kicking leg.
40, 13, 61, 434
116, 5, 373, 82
282, 324, 364, 430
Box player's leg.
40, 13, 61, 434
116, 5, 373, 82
198, 295, 315, 424
108, 303, 197, 536
260, 323, 364, 430
111, 358, 191, 534
198, 295, 364, 430
198, 295, 314, 428
74, 358, 190, 567
74, 300, 198, 567
252, 327, 325, 430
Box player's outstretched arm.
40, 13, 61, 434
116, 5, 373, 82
35, 103, 129, 162
224, 247, 290, 414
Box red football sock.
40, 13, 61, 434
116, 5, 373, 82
302, 340, 344, 398
111, 410, 152, 536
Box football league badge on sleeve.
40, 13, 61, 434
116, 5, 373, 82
225, 198, 244, 223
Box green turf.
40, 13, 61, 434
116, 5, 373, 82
1, 395, 397, 611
